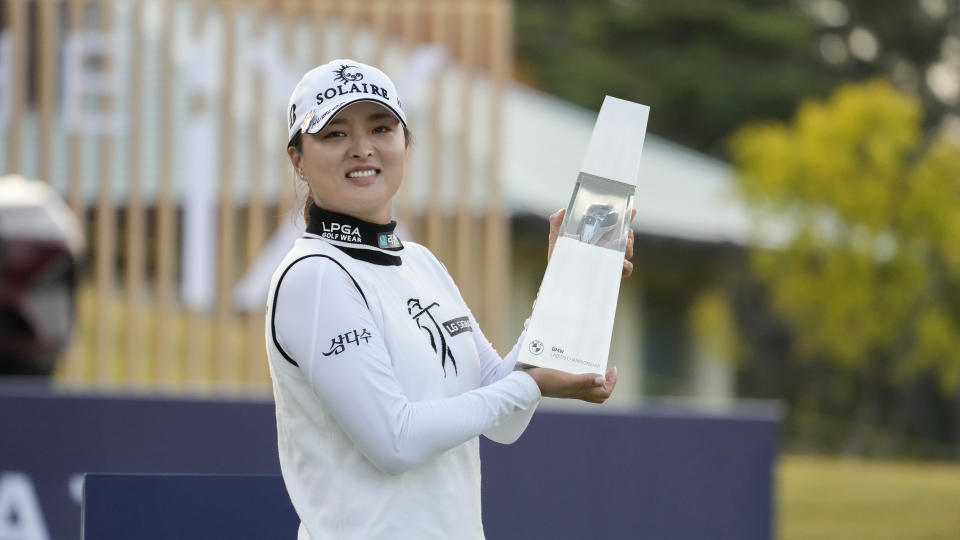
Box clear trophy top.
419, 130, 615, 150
559, 173, 635, 252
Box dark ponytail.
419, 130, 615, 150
302, 187, 313, 225
288, 132, 314, 225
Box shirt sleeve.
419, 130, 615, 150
434, 256, 539, 444
471, 317, 540, 444
273, 256, 541, 475
475, 316, 529, 386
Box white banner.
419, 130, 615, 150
62, 31, 121, 135
0, 32, 12, 131
180, 34, 220, 311
251, 37, 298, 116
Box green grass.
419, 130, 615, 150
779, 454, 960, 540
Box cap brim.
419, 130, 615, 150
301, 98, 406, 139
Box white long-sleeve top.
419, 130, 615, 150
264, 207, 541, 540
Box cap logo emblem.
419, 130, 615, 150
301, 109, 317, 134
289, 104, 296, 129
334, 65, 364, 84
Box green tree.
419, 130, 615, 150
807, 0, 956, 131
732, 80, 960, 453
516, 0, 843, 155
516, 0, 956, 155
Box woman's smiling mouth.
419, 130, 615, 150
346, 168, 379, 178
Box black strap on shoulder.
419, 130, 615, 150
271, 254, 369, 367
330, 244, 403, 266
301, 235, 402, 266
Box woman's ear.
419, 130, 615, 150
287, 146, 306, 180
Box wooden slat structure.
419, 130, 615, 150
125, 0, 146, 384
0, 0, 514, 392
154, 0, 179, 385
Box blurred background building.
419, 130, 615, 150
0, 0, 750, 404
2, 0, 521, 392
1, 0, 958, 466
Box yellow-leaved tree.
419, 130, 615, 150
732, 80, 960, 454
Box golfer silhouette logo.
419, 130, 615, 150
407, 298, 458, 376
334, 64, 364, 84
528, 340, 544, 355
289, 104, 296, 129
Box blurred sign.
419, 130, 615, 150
180, 35, 219, 310
0, 472, 50, 540
63, 31, 121, 135
0, 32, 11, 130
0, 385, 778, 540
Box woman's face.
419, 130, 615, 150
290, 101, 406, 224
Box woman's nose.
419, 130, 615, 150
350, 136, 374, 158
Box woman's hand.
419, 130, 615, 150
622, 209, 635, 278
523, 366, 618, 404
546, 208, 566, 264
546, 208, 636, 278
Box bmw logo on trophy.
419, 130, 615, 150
519, 96, 649, 374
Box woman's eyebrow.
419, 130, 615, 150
325, 112, 395, 127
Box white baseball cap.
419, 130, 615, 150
286, 59, 407, 146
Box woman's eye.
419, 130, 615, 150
323, 131, 346, 138
373, 125, 391, 133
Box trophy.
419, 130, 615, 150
518, 96, 649, 374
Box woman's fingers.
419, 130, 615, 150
622, 220, 635, 279
579, 367, 618, 403
595, 367, 618, 401
549, 208, 565, 228
527, 367, 608, 398
546, 208, 566, 263
571, 372, 605, 391
606, 366, 618, 392
524, 365, 617, 403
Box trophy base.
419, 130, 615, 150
519, 236, 624, 374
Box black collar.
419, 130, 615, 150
304, 204, 404, 266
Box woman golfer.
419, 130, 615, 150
265, 59, 631, 539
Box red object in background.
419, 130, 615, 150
0, 176, 84, 376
